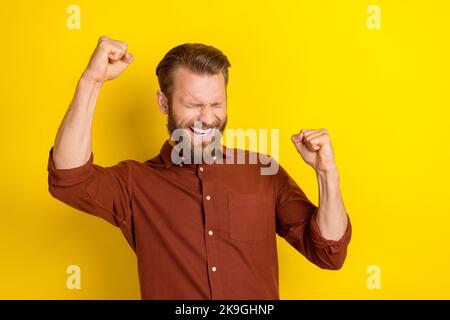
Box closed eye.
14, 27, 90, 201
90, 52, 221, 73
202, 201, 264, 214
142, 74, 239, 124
185, 103, 223, 108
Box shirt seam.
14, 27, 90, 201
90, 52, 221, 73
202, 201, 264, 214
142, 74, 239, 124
122, 160, 133, 226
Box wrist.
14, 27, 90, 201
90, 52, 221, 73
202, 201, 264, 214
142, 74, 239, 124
71, 73, 103, 114
80, 71, 104, 88
316, 164, 339, 180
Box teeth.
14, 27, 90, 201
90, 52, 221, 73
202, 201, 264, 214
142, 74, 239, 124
190, 127, 212, 135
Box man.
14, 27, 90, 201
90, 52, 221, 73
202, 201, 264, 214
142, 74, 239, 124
47, 35, 352, 299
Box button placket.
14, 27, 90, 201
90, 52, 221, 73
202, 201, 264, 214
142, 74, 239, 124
179, 156, 185, 167
200, 177, 224, 298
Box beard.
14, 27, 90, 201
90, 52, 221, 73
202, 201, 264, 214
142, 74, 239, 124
167, 106, 228, 161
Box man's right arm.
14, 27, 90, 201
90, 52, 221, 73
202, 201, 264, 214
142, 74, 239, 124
52, 35, 133, 169
47, 36, 136, 243
52, 76, 101, 169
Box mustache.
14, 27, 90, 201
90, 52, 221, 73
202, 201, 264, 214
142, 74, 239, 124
179, 118, 225, 131
186, 121, 220, 129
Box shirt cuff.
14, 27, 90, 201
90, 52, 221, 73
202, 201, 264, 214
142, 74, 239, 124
47, 146, 94, 186
309, 208, 352, 253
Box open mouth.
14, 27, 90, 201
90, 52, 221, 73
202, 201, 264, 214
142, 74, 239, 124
189, 126, 213, 136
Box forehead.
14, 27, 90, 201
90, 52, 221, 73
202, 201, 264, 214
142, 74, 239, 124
172, 66, 226, 102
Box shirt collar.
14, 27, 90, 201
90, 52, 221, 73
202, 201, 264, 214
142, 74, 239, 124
159, 139, 229, 168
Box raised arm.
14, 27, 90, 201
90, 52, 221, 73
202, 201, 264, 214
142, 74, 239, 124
52, 35, 134, 169
47, 36, 136, 248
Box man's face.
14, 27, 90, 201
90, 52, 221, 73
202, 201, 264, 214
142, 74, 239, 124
158, 66, 228, 151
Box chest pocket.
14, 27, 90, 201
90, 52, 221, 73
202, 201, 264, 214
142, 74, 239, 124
227, 193, 269, 243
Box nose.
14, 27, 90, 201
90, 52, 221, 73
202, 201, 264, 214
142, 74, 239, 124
198, 105, 217, 127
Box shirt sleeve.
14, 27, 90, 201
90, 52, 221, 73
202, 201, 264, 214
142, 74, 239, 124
47, 146, 133, 231
275, 164, 352, 270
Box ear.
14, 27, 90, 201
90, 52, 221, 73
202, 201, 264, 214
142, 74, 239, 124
156, 90, 169, 115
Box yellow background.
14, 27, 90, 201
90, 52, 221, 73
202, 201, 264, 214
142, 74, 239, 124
1, 0, 449, 299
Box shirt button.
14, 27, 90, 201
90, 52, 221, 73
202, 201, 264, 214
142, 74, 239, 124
211, 266, 217, 272
208, 230, 214, 236
199, 166, 204, 172
206, 195, 211, 201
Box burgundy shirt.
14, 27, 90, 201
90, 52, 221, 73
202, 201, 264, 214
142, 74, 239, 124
47, 140, 352, 299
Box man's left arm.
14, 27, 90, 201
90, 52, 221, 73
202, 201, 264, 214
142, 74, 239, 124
291, 128, 349, 241
316, 166, 348, 241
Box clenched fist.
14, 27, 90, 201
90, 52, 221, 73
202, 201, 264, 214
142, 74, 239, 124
82, 35, 134, 83
291, 128, 337, 173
